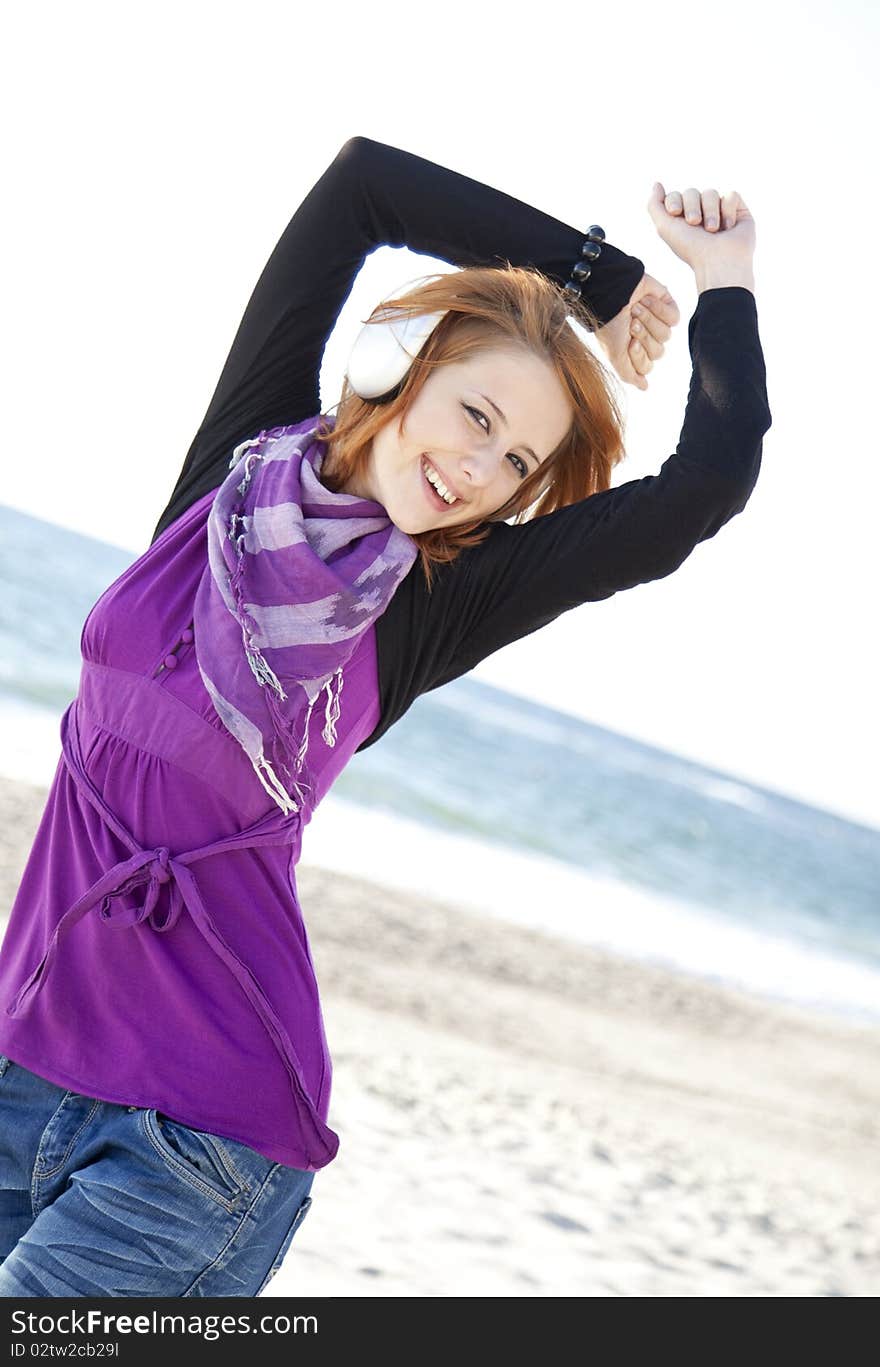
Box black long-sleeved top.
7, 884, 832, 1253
150, 136, 772, 752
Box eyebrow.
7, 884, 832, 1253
478, 393, 540, 466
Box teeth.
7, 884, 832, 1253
423, 458, 457, 504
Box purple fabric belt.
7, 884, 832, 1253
5, 684, 338, 1167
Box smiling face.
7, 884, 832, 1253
342, 346, 575, 533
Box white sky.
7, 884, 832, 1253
3, 1, 878, 831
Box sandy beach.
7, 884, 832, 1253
2, 771, 878, 1297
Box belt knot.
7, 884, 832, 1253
149, 846, 172, 885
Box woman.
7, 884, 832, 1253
0, 137, 770, 1296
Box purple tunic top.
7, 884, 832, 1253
0, 485, 382, 1169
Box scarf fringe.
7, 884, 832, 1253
246, 646, 288, 701
229, 432, 270, 475
294, 692, 320, 774
227, 432, 291, 708
269, 664, 344, 788
252, 752, 301, 816
322, 667, 344, 748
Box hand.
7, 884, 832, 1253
595, 272, 681, 393
646, 184, 756, 274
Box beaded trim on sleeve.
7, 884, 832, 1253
561, 226, 605, 329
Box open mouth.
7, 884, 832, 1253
421, 456, 461, 511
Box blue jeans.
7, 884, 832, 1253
0, 1054, 315, 1297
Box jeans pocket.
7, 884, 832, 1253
143, 1109, 265, 1211
256, 1195, 313, 1296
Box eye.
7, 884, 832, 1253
463, 404, 528, 480
464, 402, 490, 434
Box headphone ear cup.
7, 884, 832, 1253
346, 309, 447, 400
365, 381, 403, 407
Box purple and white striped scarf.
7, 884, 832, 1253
192, 416, 418, 815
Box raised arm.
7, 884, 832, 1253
441, 284, 771, 670
356, 281, 772, 750
149, 135, 644, 545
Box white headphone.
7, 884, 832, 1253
344, 285, 446, 401
344, 278, 592, 404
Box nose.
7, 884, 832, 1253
454, 439, 506, 492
